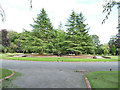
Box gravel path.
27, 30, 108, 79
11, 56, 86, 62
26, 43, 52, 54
1, 59, 119, 88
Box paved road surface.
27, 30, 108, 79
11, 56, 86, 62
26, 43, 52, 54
1, 59, 119, 88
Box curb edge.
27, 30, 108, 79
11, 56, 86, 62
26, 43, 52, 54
0, 72, 15, 82
85, 76, 92, 90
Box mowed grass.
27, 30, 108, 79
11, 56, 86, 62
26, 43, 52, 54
1, 53, 118, 62
0, 68, 13, 79
1, 71, 22, 88
86, 71, 119, 88
106, 56, 119, 60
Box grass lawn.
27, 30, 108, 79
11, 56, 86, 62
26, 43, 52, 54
106, 55, 118, 60
1, 53, 118, 62
1, 53, 119, 62
0, 68, 21, 88
86, 71, 119, 89
0, 68, 13, 79
1, 72, 21, 88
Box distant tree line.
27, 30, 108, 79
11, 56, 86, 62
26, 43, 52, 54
0, 8, 118, 56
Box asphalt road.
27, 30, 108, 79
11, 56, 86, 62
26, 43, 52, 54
1, 59, 119, 88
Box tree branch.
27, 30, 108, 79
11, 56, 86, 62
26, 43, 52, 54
102, 0, 118, 24
0, 0, 32, 22
0, 3, 5, 22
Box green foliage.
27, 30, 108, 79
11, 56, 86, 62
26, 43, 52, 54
91, 35, 100, 47
112, 44, 116, 55
65, 11, 94, 55
30, 8, 56, 54
0, 68, 13, 79
1, 29, 10, 47
2, 53, 118, 62
117, 48, 120, 55
108, 35, 117, 46
30, 8, 53, 39
102, 44, 110, 56
52, 29, 66, 55
1, 9, 104, 55
102, 0, 120, 24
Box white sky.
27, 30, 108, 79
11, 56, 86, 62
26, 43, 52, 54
0, 0, 118, 44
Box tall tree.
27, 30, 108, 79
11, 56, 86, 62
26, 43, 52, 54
0, 29, 10, 53
30, 8, 53, 39
30, 8, 55, 54
6, 30, 19, 53
91, 35, 101, 54
1, 29, 9, 47
91, 35, 100, 47
65, 11, 93, 55
108, 35, 117, 54
52, 29, 66, 55
23, 32, 45, 54
102, 44, 110, 56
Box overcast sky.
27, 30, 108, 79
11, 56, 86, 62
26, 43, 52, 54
0, 0, 118, 44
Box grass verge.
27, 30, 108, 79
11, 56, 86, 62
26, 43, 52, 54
0, 69, 21, 88
86, 71, 119, 89
1, 53, 118, 62
0, 68, 13, 79
106, 56, 118, 60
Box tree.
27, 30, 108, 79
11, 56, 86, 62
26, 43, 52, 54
102, 44, 110, 56
52, 29, 66, 55
58, 22, 63, 30
30, 8, 53, 39
7, 30, 19, 42
0, 29, 10, 53
91, 35, 100, 47
6, 30, 19, 53
108, 35, 117, 54
108, 35, 117, 45
0, 0, 32, 22
65, 11, 93, 55
30, 8, 56, 54
1, 29, 10, 47
112, 44, 116, 55
91, 35, 101, 54
102, 0, 120, 24
0, 3, 5, 22
96, 45, 103, 55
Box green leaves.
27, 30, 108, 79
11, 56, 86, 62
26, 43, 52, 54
65, 10, 93, 55
112, 44, 116, 55
102, 0, 119, 24
2, 9, 99, 55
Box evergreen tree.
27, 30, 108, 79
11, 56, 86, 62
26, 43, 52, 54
52, 29, 66, 55
30, 8, 55, 54
65, 11, 93, 55
30, 8, 53, 39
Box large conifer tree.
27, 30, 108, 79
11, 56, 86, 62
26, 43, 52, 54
30, 8, 53, 39
30, 8, 55, 54
66, 11, 94, 55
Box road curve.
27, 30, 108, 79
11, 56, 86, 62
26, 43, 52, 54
1, 59, 119, 88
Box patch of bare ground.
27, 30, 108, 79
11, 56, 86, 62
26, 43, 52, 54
61, 55, 93, 59
8, 54, 94, 58
28, 54, 58, 57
